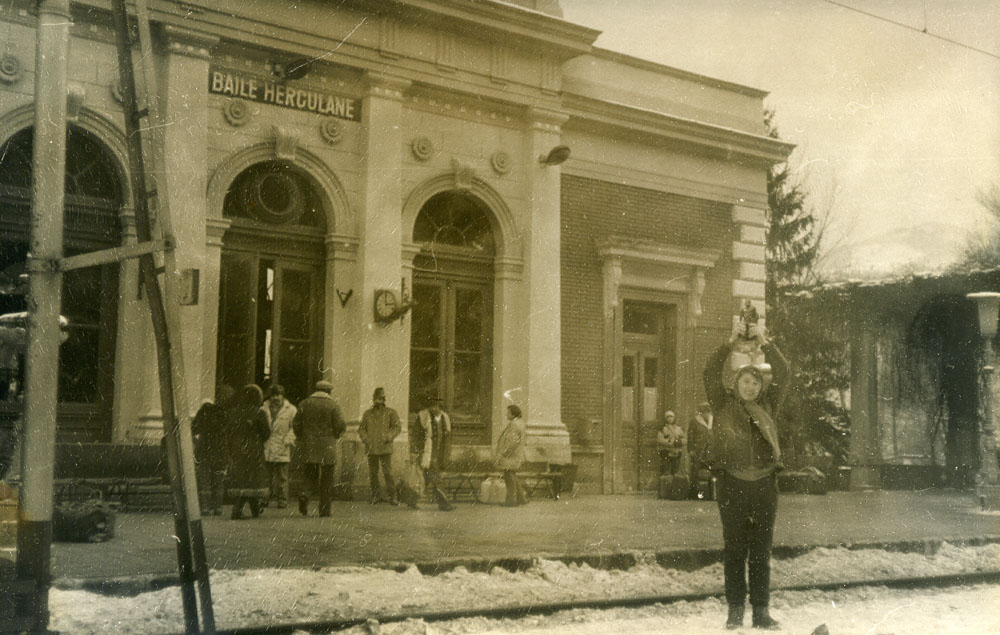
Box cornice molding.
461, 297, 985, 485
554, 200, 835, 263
158, 24, 220, 61
363, 72, 412, 101
354, 0, 599, 60
527, 106, 569, 131
589, 47, 769, 99
597, 237, 722, 270
563, 92, 794, 165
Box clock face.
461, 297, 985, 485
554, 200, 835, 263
374, 289, 397, 319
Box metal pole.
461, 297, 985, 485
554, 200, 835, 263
16, 0, 70, 630
108, 2, 200, 631
132, 0, 215, 627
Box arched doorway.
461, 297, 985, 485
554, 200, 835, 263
409, 191, 495, 444
216, 161, 327, 405
0, 126, 123, 441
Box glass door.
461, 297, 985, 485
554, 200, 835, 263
410, 279, 492, 443
620, 349, 662, 492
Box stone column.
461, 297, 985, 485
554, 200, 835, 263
199, 217, 231, 402
521, 108, 571, 464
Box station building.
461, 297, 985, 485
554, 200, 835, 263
0, 0, 790, 493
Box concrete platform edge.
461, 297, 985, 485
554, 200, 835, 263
50, 534, 1000, 597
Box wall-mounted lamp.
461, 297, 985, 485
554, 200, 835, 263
271, 57, 313, 80
538, 145, 571, 166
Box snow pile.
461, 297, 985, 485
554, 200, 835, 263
48, 543, 1000, 634
338, 585, 1000, 634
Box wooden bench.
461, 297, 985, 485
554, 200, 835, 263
437, 465, 563, 502
53, 477, 167, 511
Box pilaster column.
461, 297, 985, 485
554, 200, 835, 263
521, 107, 570, 463
199, 217, 231, 402
139, 26, 218, 423
731, 204, 768, 326
601, 255, 623, 490
112, 207, 151, 442
353, 73, 411, 421
326, 233, 361, 418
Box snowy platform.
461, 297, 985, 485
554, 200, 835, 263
42, 489, 1000, 586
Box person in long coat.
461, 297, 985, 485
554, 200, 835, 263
262, 384, 297, 508
191, 385, 235, 515
704, 324, 789, 630
225, 384, 270, 520
495, 404, 528, 506
292, 380, 346, 517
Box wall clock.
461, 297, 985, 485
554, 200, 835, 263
373, 289, 398, 322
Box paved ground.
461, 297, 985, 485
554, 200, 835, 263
41, 489, 1000, 582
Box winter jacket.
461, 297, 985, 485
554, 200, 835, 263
225, 385, 270, 497
703, 341, 789, 479
495, 416, 527, 470
657, 423, 686, 457
411, 409, 451, 471
359, 405, 401, 456
293, 391, 346, 465
262, 398, 297, 463
191, 401, 229, 469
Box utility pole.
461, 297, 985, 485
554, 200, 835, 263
16, 0, 70, 630
110, 0, 215, 631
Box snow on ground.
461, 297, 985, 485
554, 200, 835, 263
347, 584, 1000, 634
49, 543, 1000, 634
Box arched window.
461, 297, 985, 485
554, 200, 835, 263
410, 192, 494, 443
0, 126, 122, 439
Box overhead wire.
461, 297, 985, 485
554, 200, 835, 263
820, 0, 1000, 61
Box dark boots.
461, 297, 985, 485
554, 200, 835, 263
432, 487, 455, 511
752, 605, 780, 630
726, 604, 744, 630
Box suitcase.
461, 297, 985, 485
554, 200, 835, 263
658, 474, 689, 500
53, 499, 116, 542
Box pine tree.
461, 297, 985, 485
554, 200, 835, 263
764, 110, 850, 465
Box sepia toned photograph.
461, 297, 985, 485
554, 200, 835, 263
1, 0, 998, 633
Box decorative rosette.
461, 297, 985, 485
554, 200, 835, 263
0, 54, 22, 85
223, 98, 250, 127
411, 136, 434, 161
490, 150, 511, 175
319, 118, 342, 145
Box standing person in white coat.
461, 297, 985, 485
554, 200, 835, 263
262, 384, 297, 508
495, 404, 528, 507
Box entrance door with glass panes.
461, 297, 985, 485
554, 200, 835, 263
409, 278, 493, 443
217, 252, 323, 406
617, 301, 677, 492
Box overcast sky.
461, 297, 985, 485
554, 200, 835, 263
560, 0, 1000, 274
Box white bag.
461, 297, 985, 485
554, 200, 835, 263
478, 477, 507, 504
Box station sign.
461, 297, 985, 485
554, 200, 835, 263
208, 66, 361, 122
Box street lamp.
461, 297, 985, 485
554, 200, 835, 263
966, 292, 1000, 511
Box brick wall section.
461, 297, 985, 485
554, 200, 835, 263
561, 175, 736, 442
